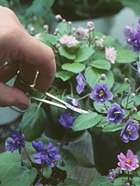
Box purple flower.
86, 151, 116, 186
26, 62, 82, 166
32, 141, 61, 168
124, 20, 140, 52
76, 73, 86, 94
117, 149, 139, 171
120, 119, 139, 143
66, 97, 80, 108
5, 131, 25, 152
58, 112, 75, 128
32, 140, 45, 152
107, 169, 117, 182
107, 103, 125, 124
89, 83, 113, 103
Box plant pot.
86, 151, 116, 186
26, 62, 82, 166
90, 128, 140, 175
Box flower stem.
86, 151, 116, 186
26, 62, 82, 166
77, 93, 89, 101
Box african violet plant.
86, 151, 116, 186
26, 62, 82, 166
1, 16, 140, 186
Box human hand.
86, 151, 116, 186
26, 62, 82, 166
0, 6, 56, 109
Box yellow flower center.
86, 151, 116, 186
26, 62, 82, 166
99, 90, 104, 97
126, 159, 131, 165
127, 129, 132, 135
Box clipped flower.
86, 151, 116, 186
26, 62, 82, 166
105, 47, 117, 64
76, 73, 86, 94
117, 149, 139, 171
90, 83, 113, 103
120, 119, 139, 143
107, 169, 117, 182
107, 103, 125, 124
58, 112, 75, 128
66, 96, 80, 108
5, 131, 25, 152
60, 35, 79, 48
124, 20, 140, 52
87, 21, 95, 31
75, 27, 89, 40
32, 141, 61, 168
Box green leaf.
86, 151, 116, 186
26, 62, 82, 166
57, 22, 71, 35
112, 82, 130, 96
113, 177, 126, 186
65, 147, 94, 168
62, 63, 85, 73
102, 123, 123, 133
121, 94, 140, 110
59, 47, 76, 60
26, 0, 55, 16
20, 103, 47, 141
57, 148, 77, 171
122, 0, 140, 15
57, 178, 80, 186
55, 71, 73, 81
99, 71, 114, 89
116, 48, 137, 64
75, 46, 94, 63
43, 167, 52, 178
94, 102, 111, 114
72, 112, 102, 131
85, 68, 114, 89
0, 152, 36, 186
90, 59, 111, 70
104, 36, 117, 47
38, 32, 58, 46
84, 67, 100, 88
133, 176, 140, 185
132, 111, 140, 121
90, 171, 113, 186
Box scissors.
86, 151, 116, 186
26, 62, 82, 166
10, 70, 89, 114
31, 92, 89, 114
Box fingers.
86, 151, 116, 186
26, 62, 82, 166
0, 61, 18, 82
0, 82, 29, 109
18, 34, 56, 92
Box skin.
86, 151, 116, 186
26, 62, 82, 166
0, 6, 56, 109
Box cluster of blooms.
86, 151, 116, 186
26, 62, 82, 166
108, 150, 139, 183
59, 35, 80, 48
58, 75, 140, 144
58, 20, 96, 47
5, 131, 25, 152
125, 19, 140, 52
5, 131, 61, 168
32, 140, 61, 168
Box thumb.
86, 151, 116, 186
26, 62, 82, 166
0, 82, 29, 109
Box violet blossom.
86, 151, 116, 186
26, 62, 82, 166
117, 149, 139, 171
76, 73, 86, 94
58, 112, 75, 128
32, 141, 61, 168
120, 119, 139, 143
89, 83, 113, 103
124, 19, 140, 52
5, 131, 25, 152
107, 103, 125, 124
